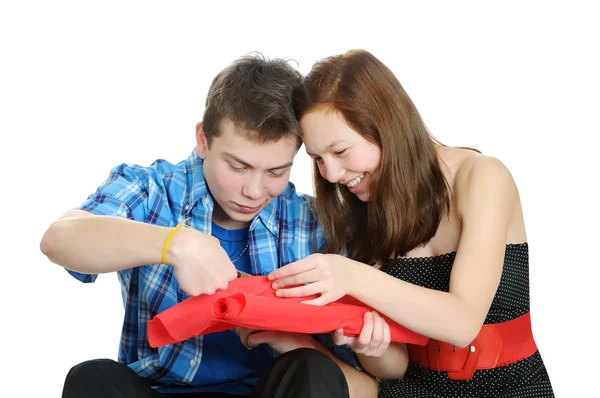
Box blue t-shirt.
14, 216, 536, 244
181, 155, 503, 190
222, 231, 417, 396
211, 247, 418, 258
189, 222, 275, 395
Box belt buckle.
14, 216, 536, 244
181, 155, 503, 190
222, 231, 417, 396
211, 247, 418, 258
445, 324, 503, 380
446, 339, 481, 380
424, 338, 482, 381
423, 325, 502, 380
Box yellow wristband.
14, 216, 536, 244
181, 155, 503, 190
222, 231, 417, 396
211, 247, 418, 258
162, 218, 190, 265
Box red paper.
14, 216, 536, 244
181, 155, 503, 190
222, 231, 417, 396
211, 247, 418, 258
147, 276, 428, 348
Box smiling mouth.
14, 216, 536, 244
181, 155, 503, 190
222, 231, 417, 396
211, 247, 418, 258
345, 174, 364, 187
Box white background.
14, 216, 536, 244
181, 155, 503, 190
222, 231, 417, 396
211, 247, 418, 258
1, 1, 598, 396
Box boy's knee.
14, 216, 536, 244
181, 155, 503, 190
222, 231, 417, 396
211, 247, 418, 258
256, 348, 349, 398
63, 359, 118, 392
277, 348, 346, 382
67, 359, 113, 378
286, 348, 335, 370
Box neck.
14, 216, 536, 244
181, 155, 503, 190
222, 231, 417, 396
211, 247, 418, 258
211, 205, 250, 230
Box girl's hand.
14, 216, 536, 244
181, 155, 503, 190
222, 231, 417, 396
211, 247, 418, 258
333, 311, 391, 357
268, 253, 358, 306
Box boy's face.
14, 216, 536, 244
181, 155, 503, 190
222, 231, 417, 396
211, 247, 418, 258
196, 120, 299, 230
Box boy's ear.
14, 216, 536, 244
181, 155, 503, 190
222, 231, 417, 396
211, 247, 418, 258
196, 123, 209, 159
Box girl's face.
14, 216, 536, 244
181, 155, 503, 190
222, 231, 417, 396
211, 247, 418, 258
300, 109, 381, 202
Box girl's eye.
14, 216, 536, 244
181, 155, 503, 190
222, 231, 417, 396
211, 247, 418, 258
334, 149, 347, 155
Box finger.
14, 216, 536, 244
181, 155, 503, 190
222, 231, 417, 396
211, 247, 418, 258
299, 294, 333, 306
268, 257, 317, 281
374, 318, 391, 356
272, 269, 320, 289
371, 312, 383, 346
356, 312, 374, 349
235, 326, 254, 336
382, 318, 391, 348
219, 251, 239, 281
247, 331, 276, 347
227, 267, 239, 281
225, 261, 239, 281
235, 327, 251, 348
275, 281, 326, 298
236, 328, 260, 348
332, 328, 352, 346
215, 279, 229, 291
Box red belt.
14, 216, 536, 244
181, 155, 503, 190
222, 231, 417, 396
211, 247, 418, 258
407, 312, 537, 380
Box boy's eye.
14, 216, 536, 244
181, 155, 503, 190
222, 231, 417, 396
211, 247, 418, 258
231, 164, 246, 172
268, 171, 284, 178
334, 149, 347, 155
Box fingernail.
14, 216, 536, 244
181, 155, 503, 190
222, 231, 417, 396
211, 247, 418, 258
272, 283, 278, 289
268, 274, 274, 280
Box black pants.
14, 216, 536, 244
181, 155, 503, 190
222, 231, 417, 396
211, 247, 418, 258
62, 348, 349, 398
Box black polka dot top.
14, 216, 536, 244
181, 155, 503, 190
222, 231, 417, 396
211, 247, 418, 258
377, 243, 555, 398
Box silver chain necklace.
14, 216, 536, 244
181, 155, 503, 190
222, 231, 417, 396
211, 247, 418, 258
231, 242, 249, 263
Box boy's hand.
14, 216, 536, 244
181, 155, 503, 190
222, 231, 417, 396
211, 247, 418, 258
235, 327, 316, 354
168, 228, 238, 296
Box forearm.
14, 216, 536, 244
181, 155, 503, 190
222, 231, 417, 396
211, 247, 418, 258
40, 210, 172, 273
357, 342, 408, 380
350, 261, 480, 347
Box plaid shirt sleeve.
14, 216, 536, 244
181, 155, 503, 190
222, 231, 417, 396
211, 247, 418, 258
67, 163, 152, 283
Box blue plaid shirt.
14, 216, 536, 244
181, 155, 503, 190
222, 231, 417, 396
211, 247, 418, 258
68, 149, 356, 388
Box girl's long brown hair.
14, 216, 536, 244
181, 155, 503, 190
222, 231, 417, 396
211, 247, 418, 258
295, 49, 450, 264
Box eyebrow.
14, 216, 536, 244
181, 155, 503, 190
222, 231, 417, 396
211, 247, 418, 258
223, 152, 293, 171
305, 140, 347, 157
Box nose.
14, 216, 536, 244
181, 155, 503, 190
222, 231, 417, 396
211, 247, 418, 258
321, 158, 345, 183
242, 173, 264, 200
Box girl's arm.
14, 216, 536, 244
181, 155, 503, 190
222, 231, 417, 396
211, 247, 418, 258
272, 156, 519, 347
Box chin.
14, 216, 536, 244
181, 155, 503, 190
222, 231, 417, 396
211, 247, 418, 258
231, 213, 256, 222
355, 192, 370, 202
235, 207, 264, 220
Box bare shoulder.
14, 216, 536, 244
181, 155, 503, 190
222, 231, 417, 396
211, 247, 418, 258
436, 146, 519, 196
453, 153, 518, 212
455, 151, 513, 185
436, 147, 526, 243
